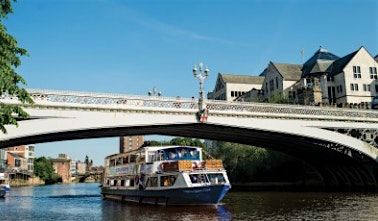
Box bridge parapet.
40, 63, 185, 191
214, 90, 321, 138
1, 88, 378, 122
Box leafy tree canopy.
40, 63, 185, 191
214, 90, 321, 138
0, 0, 32, 133
34, 157, 61, 184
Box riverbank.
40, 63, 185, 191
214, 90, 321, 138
10, 176, 45, 187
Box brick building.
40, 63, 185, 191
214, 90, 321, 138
119, 136, 144, 153
51, 154, 71, 183
6, 145, 35, 173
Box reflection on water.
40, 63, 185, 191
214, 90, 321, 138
223, 192, 378, 221
101, 202, 232, 221
0, 183, 377, 221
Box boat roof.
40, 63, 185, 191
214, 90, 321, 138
105, 146, 202, 159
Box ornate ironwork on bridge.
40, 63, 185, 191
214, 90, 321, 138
2, 89, 378, 123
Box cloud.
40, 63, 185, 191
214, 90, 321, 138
117, 4, 253, 48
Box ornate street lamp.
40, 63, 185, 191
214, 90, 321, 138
148, 87, 162, 97
192, 62, 209, 114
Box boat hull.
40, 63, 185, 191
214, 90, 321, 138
0, 189, 5, 198
101, 184, 230, 205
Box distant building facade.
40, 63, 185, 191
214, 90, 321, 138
70, 160, 77, 176
292, 46, 378, 106
261, 62, 302, 100
208, 73, 264, 101
5, 145, 35, 173
120, 136, 144, 153
244, 46, 378, 107
76, 161, 86, 175
51, 154, 71, 183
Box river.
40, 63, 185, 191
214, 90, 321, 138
0, 183, 377, 220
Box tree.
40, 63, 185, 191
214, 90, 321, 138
0, 0, 32, 133
169, 137, 204, 147
34, 157, 61, 184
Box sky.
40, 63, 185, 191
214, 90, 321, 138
4, 0, 378, 165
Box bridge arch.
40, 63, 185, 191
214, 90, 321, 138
1, 89, 378, 190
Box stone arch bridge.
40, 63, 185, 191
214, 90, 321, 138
1, 89, 378, 190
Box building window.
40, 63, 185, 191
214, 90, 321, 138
363, 84, 371, 92
231, 91, 235, 97
269, 79, 274, 92
276, 77, 279, 89
350, 83, 359, 91
15, 159, 21, 167
376, 85, 378, 93
327, 76, 334, 82
353, 66, 361, 78
370, 67, 377, 79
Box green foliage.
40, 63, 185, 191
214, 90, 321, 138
34, 157, 61, 184
142, 140, 170, 147
208, 141, 304, 182
169, 137, 204, 147
0, 0, 32, 133
268, 93, 290, 104
143, 137, 205, 148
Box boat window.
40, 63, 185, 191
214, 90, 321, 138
129, 155, 136, 163
160, 175, 176, 187
107, 179, 110, 186
120, 180, 125, 187
116, 158, 122, 165
130, 178, 134, 187
138, 155, 145, 163
123, 156, 128, 164
207, 173, 226, 184
189, 174, 209, 184
162, 147, 200, 161
146, 177, 158, 187
147, 151, 157, 163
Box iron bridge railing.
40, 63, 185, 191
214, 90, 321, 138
1, 89, 378, 120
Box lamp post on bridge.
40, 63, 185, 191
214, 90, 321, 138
193, 62, 209, 122
148, 87, 162, 97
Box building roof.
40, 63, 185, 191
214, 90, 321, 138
51, 158, 70, 162
219, 73, 265, 84
271, 62, 302, 81
328, 48, 360, 76
375, 54, 378, 62
259, 68, 268, 76
301, 47, 339, 77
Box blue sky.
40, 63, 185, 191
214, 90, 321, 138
5, 0, 378, 164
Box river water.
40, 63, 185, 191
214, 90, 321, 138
0, 183, 377, 221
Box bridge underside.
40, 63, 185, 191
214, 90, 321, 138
1, 123, 377, 191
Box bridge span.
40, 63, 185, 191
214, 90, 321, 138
1, 89, 378, 190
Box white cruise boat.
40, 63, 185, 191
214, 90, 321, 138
101, 146, 231, 205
